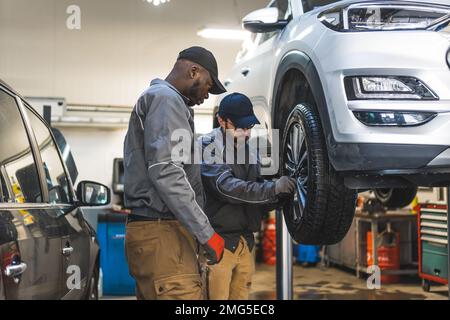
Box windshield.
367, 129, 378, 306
302, 0, 341, 13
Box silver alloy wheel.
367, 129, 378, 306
284, 120, 309, 224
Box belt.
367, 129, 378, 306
127, 215, 176, 223
128, 208, 176, 223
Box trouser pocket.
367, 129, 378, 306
154, 273, 204, 300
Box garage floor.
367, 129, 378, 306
102, 263, 449, 300
250, 263, 449, 300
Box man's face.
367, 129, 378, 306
218, 116, 252, 143
186, 65, 213, 106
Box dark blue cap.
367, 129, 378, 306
218, 93, 260, 129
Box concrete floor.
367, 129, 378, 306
250, 263, 449, 300
102, 263, 449, 300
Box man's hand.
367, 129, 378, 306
203, 232, 225, 265
275, 176, 297, 198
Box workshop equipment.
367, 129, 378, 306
295, 244, 320, 265
367, 223, 401, 283
97, 210, 135, 296
262, 216, 276, 265
326, 210, 417, 278
418, 203, 448, 292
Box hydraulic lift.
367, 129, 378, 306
276, 209, 293, 300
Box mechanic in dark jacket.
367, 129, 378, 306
123, 47, 226, 300
199, 93, 296, 300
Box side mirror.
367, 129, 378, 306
242, 7, 289, 33
76, 181, 111, 207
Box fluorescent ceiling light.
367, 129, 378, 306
144, 0, 170, 6
197, 28, 251, 40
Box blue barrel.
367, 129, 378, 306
97, 211, 135, 296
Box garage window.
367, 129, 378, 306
0, 90, 42, 203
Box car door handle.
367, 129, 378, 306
5, 262, 27, 278
62, 246, 74, 256
241, 68, 250, 77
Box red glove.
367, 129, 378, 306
203, 232, 225, 265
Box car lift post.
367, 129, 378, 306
276, 208, 293, 300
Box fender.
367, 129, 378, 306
272, 50, 338, 168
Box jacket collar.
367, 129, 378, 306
150, 78, 191, 105
201, 127, 258, 165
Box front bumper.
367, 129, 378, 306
313, 28, 450, 177
330, 142, 449, 171
330, 141, 450, 188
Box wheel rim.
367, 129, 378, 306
284, 119, 309, 224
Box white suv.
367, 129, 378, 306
218, 0, 450, 244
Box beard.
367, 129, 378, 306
186, 80, 203, 106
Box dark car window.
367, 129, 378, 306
25, 108, 71, 204
0, 90, 42, 203
302, 0, 339, 13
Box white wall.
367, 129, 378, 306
0, 0, 269, 195
59, 127, 126, 186
0, 0, 268, 107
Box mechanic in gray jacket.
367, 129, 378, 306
123, 47, 226, 300
200, 93, 296, 300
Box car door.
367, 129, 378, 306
0, 88, 62, 299
229, 0, 293, 130
23, 106, 92, 300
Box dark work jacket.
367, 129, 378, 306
199, 128, 279, 253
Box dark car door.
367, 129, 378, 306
0, 88, 62, 299
23, 106, 92, 299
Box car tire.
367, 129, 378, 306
84, 264, 99, 300
374, 188, 417, 209
281, 104, 357, 245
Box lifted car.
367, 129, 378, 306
218, 0, 450, 244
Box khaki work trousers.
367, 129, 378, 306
125, 220, 205, 300
206, 236, 255, 300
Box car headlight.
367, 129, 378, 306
319, 2, 450, 32
345, 76, 438, 100
353, 111, 436, 127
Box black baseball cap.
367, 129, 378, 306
177, 46, 226, 95
218, 93, 260, 129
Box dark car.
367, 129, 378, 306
0, 79, 110, 299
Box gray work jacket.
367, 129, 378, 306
123, 78, 214, 244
